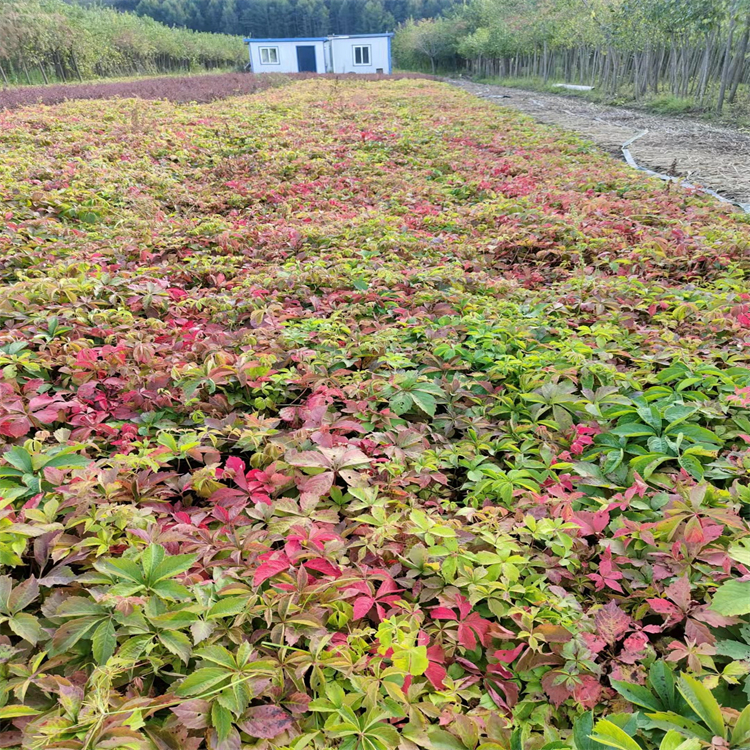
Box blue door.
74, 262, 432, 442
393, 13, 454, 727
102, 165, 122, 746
296, 46, 317, 73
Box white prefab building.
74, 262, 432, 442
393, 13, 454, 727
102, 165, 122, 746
245, 34, 392, 75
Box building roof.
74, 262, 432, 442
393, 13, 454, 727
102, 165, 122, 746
244, 33, 393, 43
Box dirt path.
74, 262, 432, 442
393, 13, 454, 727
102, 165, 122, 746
449, 79, 750, 209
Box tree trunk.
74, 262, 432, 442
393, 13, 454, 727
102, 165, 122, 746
718, 1, 740, 113
728, 12, 750, 103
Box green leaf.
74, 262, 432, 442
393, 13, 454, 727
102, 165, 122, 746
51, 616, 102, 653
141, 544, 165, 581
636, 404, 663, 431
663, 738, 699, 750
7, 576, 38, 613
573, 712, 602, 750
666, 423, 721, 445
715, 639, 750, 661
368, 724, 401, 747
731, 704, 750, 746
151, 552, 197, 583
649, 661, 676, 710
150, 579, 192, 601
391, 645, 428, 676
711, 580, 750, 616
207, 597, 249, 619
43, 452, 90, 470
678, 454, 704, 480
160, 631, 192, 664
212, 700, 233, 741
611, 423, 656, 438
3, 447, 33, 473
176, 667, 232, 697
411, 390, 437, 416
425, 728, 469, 750
602, 450, 623, 475
658, 731, 684, 750
197, 644, 237, 669
630, 453, 672, 479
56, 597, 107, 617
645, 712, 713, 742
389, 392, 412, 415
591, 719, 642, 750
9, 613, 42, 645
677, 674, 725, 739
611, 680, 663, 711
92, 619, 117, 665
94, 557, 144, 585
0, 705, 41, 718
728, 541, 750, 567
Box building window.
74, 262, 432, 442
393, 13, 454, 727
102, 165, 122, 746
259, 47, 279, 65
353, 45, 371, 66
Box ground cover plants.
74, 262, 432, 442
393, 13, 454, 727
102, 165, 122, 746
1, 77, 750, 750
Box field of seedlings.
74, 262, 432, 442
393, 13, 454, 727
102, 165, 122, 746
2, 78, 750, 750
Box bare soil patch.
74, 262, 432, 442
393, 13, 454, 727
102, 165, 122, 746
0, 71, 434, 111
450, 79, 750, 208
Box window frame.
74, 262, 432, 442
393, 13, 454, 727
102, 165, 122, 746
353, 44, 371, 67
259, 46, 280, 65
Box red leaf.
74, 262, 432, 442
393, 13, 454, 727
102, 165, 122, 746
0, 417, 30, 438
171, 699, 210, 729
286, 450, 331, 469
425, 661, 447, 689
593, 601, 631, 644
573, 675, 604, 709
283, 692, 311, 715
664, 576, 691, 611
353, 596, 375, 620
647, 598, 683, 620
207, 728, 240, 750
458, 612, 492, 649
297, 471, 334, 500
431, 607, 458, 621
493, 644, 525, 663
541, 670, 573, 707
240, 705, 293, 739
303, 558, 340, 577
253, 556, 291, 587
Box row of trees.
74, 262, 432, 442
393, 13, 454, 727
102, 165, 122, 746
393, 0, 750, 114
97, 0, 458, 38
0, 0, 245, 86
